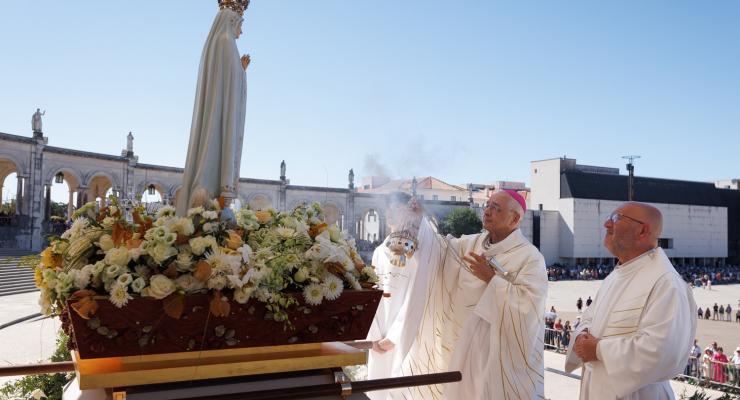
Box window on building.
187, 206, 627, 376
658, 238, 674, 249
451, 196, 456, 201
433, 195, 439, 201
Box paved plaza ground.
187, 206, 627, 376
1, 282, 737, 397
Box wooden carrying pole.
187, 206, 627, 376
176, 372, 463, 400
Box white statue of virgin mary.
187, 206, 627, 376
177, 2, 249, 216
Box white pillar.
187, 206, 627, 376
67, 191, 74, 221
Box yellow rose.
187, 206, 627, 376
225, 230, 244, 250
254, 210, 271, 224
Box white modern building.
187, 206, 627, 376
526, 157, 738, 266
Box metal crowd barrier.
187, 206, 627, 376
542, 327, 740, 390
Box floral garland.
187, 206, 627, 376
35, 199, 379, 324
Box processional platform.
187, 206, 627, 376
62, 341, 461, 399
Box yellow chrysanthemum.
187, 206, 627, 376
40, 247, 62, 269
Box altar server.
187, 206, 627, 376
566, 202, 697, 399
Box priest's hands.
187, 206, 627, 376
372, 338, 396, 354
574, 331, 600, 363
463, 252, 495, 283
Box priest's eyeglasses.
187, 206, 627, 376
608, 213, 646, 225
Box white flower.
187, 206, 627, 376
275, 227, 296, 239
104, 247, 131, 266
72, 266, 92, 289
233, 286, 254, 304
148, 242, 177, 264
363, 266, 379, 282
38, 291, 52, 316
109, 282, 132, 308
171, 217, 194, 236
189, 236, 217, 256
117, 273, 133, 287
303, 283, 324, 306
187, 206, 204, 218
128, 246, 143, 261
92, 261, 106, 278
202, 222, 217, 233
207, 274, 228, 290
175, 274, 205, 292
31, 388, 47, 400
105, 264, 123, 279
131, 277, 147, 293
156, 205, 176, 219
238, 244, 253, 264
175, 251, 195, 271
323, 275, 344, 301
294, 267, 309, 283
202, 210, 218, 220
61, 218, 89, 240
344, 272, 362, 290
206, 250, 241, 275
143, 274, 176, 299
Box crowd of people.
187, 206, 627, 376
685, 340, 740, 387
547, 264, 614, 281
697, 303, 740, 323
547, 263, 740, 286
684, 266, 740, 288
544, 306, 576, 352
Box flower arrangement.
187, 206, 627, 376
35, 198, 379, 326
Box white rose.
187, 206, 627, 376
128, 246, 143, 261
175, 251, 195, 272
233, 286, 254, 304
104, 247, 131, 266
175, 274, 205, 292
189, 236, 216, 256
148, 243, 177, 264
202, 210, 218, 220
172, 217, 194, 236
294, 267, 309, 283
144, 274, 176, 299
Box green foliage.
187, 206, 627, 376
438, 208, 482, 238
0, 200, 16, 214
0, 330, 74, 400
50, 202, 68, 219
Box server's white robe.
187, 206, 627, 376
565, 248, 698, 399
445, 228, 548, 400
366, 238, 419, 400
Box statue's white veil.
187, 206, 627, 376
177, 8, 247, 215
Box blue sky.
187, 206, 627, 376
1, 1, 738, 201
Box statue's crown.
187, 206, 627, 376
218, 0, 249, 15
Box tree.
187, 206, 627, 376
439, 208, 482, 238
50, 201, 68, 219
